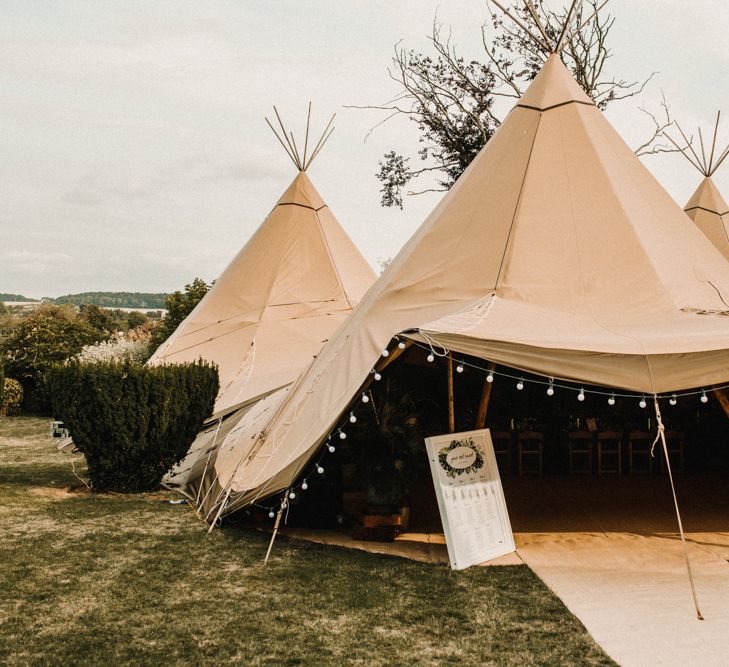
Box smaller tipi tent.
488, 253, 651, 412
665, 113, 729, 261
148, 108, 375, 418
149, 108, 375, 498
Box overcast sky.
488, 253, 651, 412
2, 0, 728, 298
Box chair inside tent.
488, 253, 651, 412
148, 108, 375, 502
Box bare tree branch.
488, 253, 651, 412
634, 92, 679, 157
360, 1, 670, 208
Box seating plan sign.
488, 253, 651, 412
425, 428, 515, 570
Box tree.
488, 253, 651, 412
79, 304, 117, 334
126, 311, 148, 330
146, 278, 210, 358
0, 304, 110, 411
362, 1, 674, 208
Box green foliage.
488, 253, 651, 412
1, 304, 110, 411
0, 365, 4, 407
125, 311, 148, 330
79, 304, 117, 333
48, 360, 219, 492
147, 278, 210, 358
0, 378, 24, 417
0, 293, 38, 302
51, 292, 169, 309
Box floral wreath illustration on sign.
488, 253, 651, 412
438, 438, 485, 478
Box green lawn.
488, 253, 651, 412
0, 416, 614, 666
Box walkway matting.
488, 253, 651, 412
276, 527, 523, 566
516, 531, 729, 666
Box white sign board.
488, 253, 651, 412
425, 428, 515, 570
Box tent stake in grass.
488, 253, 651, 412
264, 495, 288, 566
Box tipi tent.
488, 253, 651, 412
149, 109, 376, 498
665, 113, 729, 261
194, 46, 729, 525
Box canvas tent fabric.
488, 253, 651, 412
148, 170, 375, 419
684, 177, 729, 261
196, 54, 729, 521
148, 170, 375, 498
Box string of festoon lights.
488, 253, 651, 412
251, 335, 727, 519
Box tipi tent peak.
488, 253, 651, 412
264, 102, 335, 172
665, 112, 729, 261
488, 0, 608, 58
664, 111, 729, 178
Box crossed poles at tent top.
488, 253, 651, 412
664, 110, 729, 179
249, 332, 725, 520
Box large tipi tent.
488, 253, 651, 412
665, 113, 729, 261
194, 43, 729, 524
149, 110, 376, 498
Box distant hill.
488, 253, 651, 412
50, 292, 169, 309
0, 293, 39, 302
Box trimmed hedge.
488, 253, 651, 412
48, 360, 218, 492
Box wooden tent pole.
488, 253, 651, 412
712, 388, 729, 419
447, 354, 455, 433
475, 363, 497, 429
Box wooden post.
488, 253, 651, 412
447, 353, 455, 433
712, 388, 729, 419
475, 362, 497, 429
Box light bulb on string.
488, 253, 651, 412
328, 444, 336, 453
268, 510, 275, 519
546, 381, 555, 397
398, 340, 406, 350
456, 363, 464, 373
577, 388, 585, 402
669, 394, 677, 406
608, 394, 616, 406
349, 412, 357, 423
373, 371, 382, 381
381, 349, 389, 358
700, 390, 709, 404
316, 465, 325, 475
361, 393, 369, 403
639, 396, 647, 409
486, 371, 494, 383
516, 379, 524, 391
301, 479, 308, 491
289, 491, 296, 500
339, 431, 347, 440
427, 353, 435, 363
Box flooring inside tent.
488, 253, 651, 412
276, 473, 729, 666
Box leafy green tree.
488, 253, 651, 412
1, 304, 109, 411
79, 304, 117, 334
147, 278, 210, 358
126, 311, 148, 330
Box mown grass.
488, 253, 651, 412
0, 416, 614, 666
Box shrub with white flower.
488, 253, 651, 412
76, 331, 150, 364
